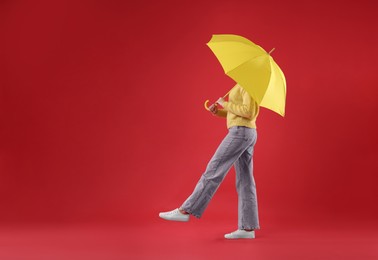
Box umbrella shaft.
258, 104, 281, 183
223, 86, 235, 98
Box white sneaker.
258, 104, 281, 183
159, 208, 190, 222
224, 229, 255, 239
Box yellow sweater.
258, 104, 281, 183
214, 84, 259, 129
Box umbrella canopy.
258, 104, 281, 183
206, 34, 286, 117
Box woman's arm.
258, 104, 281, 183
215, 108, 227, 118
209, 104, 227, 118
222, 88, 253, 119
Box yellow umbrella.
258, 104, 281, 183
204, 34, 286, 117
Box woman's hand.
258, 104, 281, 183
209, 103, 218, 114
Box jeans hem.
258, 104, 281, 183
180, 207, 201, 219
239, 225, 260, 230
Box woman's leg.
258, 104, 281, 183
234, 129, 259, 230
180, 127, 253, 218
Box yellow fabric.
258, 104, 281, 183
214, 84, 259, 129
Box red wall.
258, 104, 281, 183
1, 0, 377, 225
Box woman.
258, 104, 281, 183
159, 84, 260, 239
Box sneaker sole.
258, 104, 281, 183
224, 236, 255, 239
159, 214, 189, 222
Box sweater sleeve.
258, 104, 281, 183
222, 88, 253, 119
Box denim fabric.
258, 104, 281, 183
180, 126, 259, 230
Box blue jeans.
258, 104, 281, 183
180, 126, 260, 230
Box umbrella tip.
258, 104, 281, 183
268, 48, 275, 55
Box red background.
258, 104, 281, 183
1, 0, 377, 259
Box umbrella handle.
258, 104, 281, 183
204, 91, 232, 111
204, 100, 220, 111
204, 86, 234, 111
204, 100, 212, 111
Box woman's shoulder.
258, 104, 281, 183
235, 84, 246, 94
230, 84, 249, 99
232, 84, 242, 91
235, 84, 255, 101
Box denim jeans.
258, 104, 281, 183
180, 126, 260, 230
